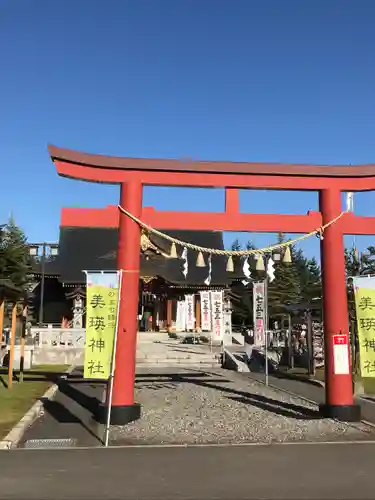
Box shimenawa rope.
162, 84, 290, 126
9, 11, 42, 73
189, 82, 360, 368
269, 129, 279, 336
118, 205, 345, 257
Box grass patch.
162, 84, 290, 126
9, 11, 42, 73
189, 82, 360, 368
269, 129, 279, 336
0, 364, 69, 439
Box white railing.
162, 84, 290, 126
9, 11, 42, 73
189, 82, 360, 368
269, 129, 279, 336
31, 327, 86, 348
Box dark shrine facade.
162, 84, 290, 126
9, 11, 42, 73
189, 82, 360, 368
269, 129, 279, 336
29, 205, 238, 332
47, 144, 375, 424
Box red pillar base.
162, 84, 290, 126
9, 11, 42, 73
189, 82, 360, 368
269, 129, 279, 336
96, 402, 141, 425
319, 403, 361, 422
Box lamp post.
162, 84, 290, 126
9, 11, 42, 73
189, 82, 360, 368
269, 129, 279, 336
29, 243, 59, 326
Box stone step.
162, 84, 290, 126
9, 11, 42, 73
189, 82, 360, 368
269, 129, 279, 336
137, 332, 171, 343
137, 356, 219, 363
136, 359, 220, 367
137, 352, 219, 359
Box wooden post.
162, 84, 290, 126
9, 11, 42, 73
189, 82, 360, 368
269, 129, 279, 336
0, 299, 4, 340
195, 294, 201, 332
8, 302, 17, 389
167, 299, 172, 332
19, 305, 27, 383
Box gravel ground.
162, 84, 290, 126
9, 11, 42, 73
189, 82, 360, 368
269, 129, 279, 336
109, 368, 375, 445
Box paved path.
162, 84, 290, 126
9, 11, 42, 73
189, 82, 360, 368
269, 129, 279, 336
20, 367, 374, 448
246, 370, 375, 424
2, 442, 375, 499
20, 369, 105, 447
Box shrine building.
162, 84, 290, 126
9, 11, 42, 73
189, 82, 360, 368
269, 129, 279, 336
29, 205, 242, 330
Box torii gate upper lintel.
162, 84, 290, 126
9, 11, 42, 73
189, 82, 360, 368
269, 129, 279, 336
50, 144, 375, 424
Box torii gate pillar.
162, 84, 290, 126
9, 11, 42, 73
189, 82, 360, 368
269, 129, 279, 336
319, 189, 360, 421
110, 181, 143, 424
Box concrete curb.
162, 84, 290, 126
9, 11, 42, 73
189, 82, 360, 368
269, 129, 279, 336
0, 363, 76, 451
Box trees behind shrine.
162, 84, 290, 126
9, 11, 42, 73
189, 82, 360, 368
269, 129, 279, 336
0, 217, 31, 289
230, 234, 375, 328
230, 234, 322, 327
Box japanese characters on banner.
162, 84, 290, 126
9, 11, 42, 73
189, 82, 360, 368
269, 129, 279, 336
223, 302, 233, 346
185, 295, 195, 330
200, 291, 212, 331
84, 272, 119, 380
211, 291, 224, 341
353, 277, 375, 378
253, 281, 265, 346
176, 300, 186, 331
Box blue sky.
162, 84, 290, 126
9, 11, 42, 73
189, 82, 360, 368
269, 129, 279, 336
1, 0, 375, 259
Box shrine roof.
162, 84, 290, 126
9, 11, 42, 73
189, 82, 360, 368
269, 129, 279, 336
49, 145, 375, 178
56, 227, 243, 286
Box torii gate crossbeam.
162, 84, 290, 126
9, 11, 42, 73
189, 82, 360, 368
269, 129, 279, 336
50, 145, 375, 424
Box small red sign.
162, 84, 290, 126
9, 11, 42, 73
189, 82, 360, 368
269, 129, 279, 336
333, 334, 348, 346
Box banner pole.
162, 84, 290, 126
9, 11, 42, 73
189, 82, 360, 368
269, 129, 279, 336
264, 277, 269, 386
103, 270, 123, 447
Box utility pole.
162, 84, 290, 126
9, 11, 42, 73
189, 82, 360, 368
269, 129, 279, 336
39, 243, 46, 325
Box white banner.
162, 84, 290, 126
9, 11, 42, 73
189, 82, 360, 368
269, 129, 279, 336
211, 291, 224, 341
223, 305, 233, 346
200, 291, 211, 331
253, 281, 265, 346
176, 301, 186, 331
185, 295, 195, 330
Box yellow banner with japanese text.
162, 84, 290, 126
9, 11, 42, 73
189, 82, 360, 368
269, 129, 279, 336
84, 272, 119, 379
354, 284, 375, 378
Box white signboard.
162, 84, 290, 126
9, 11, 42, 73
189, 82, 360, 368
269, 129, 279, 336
223, 306, 232, 346
253, 281, 265, 346
185, 295, 195, 330
176, 301, 186, 331
333, 334, 350, 375
211, 291, 224, 341
200, 291, 212, 331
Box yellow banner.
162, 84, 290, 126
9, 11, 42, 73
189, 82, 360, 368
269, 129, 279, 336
84, 280, 119, 379
355, 287, 375, 378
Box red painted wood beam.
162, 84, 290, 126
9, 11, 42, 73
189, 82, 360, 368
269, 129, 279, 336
50, 145, 375, 178
60, 206, 375, 236
55, 160, 375, 192
142, 208, 323, 233
225, 188, 239, 214
61, 206, 321, 233
61, 206, 120, 228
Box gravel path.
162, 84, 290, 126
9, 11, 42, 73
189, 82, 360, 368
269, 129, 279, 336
110, 368, 375, 445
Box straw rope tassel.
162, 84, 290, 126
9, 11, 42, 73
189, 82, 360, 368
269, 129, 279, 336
117, 205, 343, 257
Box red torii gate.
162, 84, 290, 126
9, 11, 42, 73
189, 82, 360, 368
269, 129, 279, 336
50, 145, 375, 423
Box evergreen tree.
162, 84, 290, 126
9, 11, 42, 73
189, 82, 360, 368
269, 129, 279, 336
229, 238, 257, 325
1, 217, 31, 289
231, 238, 242, 251
267, 255, 301, 319
305, 257, 321, 300
0, 225, 6, 279
230, 234, 324, 326
246, 240, 256, 251
292, 246, 322, 306
264, 234, 299, 318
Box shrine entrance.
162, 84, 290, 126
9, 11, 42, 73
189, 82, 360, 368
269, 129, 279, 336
50, 145, 375, 424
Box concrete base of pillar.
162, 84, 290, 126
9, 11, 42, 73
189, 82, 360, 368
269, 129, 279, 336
319, 403, 361, 422
96, 402, 141, 425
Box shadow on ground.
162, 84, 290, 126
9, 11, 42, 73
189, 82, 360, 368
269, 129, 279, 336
19, 367, 328, 448
43, 369, 321, 424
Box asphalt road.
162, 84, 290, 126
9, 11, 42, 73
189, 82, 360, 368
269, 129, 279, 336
1, 442, 375, 499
